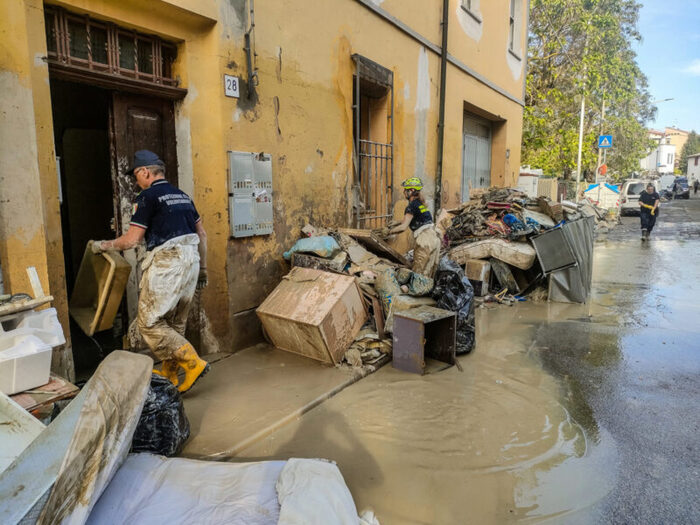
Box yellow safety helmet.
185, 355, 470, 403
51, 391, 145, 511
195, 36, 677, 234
401, 177, 424, 191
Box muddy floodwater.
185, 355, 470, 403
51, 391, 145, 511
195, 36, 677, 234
237, 203, 700, 524
240, 301, 609, 523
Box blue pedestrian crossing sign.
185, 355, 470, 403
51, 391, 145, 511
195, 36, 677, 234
598, 135, 613, 149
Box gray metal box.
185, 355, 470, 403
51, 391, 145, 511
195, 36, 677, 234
228, 151, 273, 238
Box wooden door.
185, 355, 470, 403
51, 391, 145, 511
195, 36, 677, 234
110, 93, 178, 321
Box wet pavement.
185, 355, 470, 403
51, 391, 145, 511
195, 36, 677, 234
227, 197, 700, 523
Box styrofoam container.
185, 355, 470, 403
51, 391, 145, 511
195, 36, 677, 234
1, 308, 66, 346
0, 334, 52, 395
0, 308, 65, 395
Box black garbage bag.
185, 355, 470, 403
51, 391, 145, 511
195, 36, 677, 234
432, 256, 476, 354
131, 373, 190, 456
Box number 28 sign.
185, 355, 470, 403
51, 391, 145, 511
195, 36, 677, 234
224, 75, 240, 98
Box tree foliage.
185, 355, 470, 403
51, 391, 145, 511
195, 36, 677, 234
679, 131, 700, 174
522, 0, 656, 180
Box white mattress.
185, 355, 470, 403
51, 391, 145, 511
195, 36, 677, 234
87, 454, 286, 525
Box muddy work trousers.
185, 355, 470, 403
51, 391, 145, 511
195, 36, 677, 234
412, 224, 441, 280
640, 211, 656, 233
137, 235, 200, 361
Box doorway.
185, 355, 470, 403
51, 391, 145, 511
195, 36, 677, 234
49, 79, 178, 377
50, 79, 117, 377
51, 80, 113, 292
462, 113, 492, 201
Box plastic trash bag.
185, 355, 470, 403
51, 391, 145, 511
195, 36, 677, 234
131, 374, 190, 457
431, 257, 476, 354
283, 236, 340, 260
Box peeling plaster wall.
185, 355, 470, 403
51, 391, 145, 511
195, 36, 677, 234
0, 0, 74, 379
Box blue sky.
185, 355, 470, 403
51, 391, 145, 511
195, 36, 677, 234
636, 1, 700, 132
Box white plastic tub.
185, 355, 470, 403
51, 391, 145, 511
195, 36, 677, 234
0, 308, 65, 395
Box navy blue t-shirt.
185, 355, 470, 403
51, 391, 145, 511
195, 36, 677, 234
405, 199, 433, 231
639, 190, 660, 216
130, 179, 201, 250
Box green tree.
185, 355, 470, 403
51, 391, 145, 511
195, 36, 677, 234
679, 131, 700, 174
523, 0, 656, 181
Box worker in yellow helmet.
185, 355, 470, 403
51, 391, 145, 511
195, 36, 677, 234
384, 177, 441, 280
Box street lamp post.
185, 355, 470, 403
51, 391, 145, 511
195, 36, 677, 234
649, 98, 674, 176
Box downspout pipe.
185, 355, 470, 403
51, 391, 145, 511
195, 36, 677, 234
434, 0, 449, 213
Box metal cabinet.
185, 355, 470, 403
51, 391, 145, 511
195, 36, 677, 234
228, 151, 273, 238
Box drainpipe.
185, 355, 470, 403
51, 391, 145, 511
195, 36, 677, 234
244, 0, 258, 98
434, 0, 449, 213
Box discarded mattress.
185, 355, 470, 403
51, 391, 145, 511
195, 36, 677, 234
88, 455, 367, 525
0, 393, 44, 474
448, 238, 536, 270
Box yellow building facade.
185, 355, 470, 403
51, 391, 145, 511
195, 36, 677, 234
0, 0, 528, 378
664, 127, 689, 171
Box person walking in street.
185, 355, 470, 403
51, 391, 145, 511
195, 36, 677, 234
382, 177, 442, 281
92, 150, 210, 393
639, 182, 660, 241
693, 179, 699, 196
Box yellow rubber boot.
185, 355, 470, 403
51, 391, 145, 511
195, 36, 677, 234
175, 343, 210, 393
153, 359, 180, 386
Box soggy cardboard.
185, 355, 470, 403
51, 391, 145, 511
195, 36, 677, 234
256, 267, 368, 365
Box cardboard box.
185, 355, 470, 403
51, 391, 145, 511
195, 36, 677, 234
256, 267, 367, 365
464, 259, 491, 297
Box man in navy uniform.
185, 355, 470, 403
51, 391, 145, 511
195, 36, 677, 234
92, 150, 209, 392
638, 182, 660, 241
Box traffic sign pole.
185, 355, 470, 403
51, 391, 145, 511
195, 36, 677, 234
596, 100, 606, 182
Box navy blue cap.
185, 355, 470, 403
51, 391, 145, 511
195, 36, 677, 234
126, 150, 165, 175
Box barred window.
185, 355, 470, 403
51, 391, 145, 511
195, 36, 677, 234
44, 6, 179, 88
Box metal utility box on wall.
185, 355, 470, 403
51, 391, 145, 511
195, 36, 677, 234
392, 306, 456, 374
228, 151, 273, 238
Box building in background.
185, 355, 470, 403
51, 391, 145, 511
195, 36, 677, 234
641, 129, 675, 175
0, 0, 529, 378
687, 153, 700, 182
664, 127, 689, 171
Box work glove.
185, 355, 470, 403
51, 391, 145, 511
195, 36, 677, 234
373, 227, 391, 238
91, 240, 107, 254
197, 268, 208, 290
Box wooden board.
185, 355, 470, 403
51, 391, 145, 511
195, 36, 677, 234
0, 297, 53, 318
337, 228, 409, 266
10, 374, 79, 414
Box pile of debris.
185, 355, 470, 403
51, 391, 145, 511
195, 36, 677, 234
259, 225, 475, 372
570, 198, 620, 234
260, 187, 596, 372
438, 187, 595, 305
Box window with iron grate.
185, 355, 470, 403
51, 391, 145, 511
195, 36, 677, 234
44, 6, 179, 87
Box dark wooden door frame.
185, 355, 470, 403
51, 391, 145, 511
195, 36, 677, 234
110, 93, 178, 233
